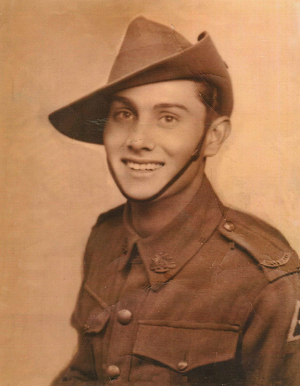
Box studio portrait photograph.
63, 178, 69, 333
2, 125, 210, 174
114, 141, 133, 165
1, 0, 300, 385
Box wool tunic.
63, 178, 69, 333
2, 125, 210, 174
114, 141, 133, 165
52, 176, 300, 385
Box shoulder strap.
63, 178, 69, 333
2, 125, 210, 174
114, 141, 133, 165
218, 209, 300, 282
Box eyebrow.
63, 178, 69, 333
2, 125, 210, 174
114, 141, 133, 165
110, 95, 136, 107
110, 96, 189, 113
153, 103, 189, 112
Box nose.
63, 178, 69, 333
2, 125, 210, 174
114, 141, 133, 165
125, 121, 155, 152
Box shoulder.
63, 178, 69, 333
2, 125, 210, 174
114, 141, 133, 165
94, 203, 125, 228
85, 204, 125, 251
217, 208, 300, 282
83, 204, 126, 272
87, 203, 126, 246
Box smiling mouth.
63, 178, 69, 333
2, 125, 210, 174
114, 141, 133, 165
123, 160, 164, 171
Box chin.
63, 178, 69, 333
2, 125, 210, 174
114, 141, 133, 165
120, 185, 162, 202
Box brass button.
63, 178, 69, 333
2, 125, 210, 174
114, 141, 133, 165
106, 365, 120, 378
177, 360, 188, 371
117, 309, 132, 325
223, 221, 235, 232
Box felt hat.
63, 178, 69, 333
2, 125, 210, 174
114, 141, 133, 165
49, 16, 233, 145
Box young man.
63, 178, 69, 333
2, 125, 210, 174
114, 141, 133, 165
49, 17, 300, 385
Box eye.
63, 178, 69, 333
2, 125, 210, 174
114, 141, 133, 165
159, 114, 178, 127
163, 115, 175, 123
112, 109, 134, 122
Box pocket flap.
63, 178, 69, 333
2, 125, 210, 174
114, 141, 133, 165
82, 307, 110, 334
133, 322, 240, 373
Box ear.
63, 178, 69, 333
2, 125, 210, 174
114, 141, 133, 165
203, 116, 231, 157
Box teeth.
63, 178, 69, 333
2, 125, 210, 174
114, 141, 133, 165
126, 161, 163, 171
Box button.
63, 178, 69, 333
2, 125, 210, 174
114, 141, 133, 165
223, 221, 235, 232
117, 309, 132, 325
177, 360, 188, 371
106, 365, 120, 378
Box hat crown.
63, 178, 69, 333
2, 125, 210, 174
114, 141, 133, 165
108, 17, 192, 82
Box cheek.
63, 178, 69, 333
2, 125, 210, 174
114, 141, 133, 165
103, 136, 117, 162
163, 133, 199, 161
103, 125, 124, 153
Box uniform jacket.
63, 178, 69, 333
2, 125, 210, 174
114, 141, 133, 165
52, 176, 300, 386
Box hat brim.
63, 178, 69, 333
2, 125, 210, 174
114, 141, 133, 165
49, 33, 233, 145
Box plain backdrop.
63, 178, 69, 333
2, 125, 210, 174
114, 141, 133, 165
1, 0, 300, 385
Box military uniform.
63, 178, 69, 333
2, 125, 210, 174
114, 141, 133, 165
52, 176, 300, 386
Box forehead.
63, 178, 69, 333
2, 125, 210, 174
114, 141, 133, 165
112, 80, 205, 110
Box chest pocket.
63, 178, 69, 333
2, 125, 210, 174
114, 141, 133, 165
133, 321, 240, 373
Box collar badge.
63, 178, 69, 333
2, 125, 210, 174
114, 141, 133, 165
150, 252, 176, 273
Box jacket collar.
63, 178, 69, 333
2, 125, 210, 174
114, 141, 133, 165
118, 175, 226, 287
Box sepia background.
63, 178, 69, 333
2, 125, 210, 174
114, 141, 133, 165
1, 0, 300, 385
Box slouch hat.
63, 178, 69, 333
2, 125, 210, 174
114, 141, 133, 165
49, 16, 233, 144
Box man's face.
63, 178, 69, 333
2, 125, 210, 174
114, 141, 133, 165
104, 80, 207, 201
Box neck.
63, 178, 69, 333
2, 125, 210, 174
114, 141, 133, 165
129, 172, 205, 238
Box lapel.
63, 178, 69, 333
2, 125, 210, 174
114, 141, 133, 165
118, 175, 226, 287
